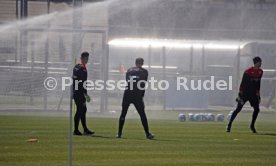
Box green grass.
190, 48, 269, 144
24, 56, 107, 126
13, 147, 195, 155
0, 112, 276, 166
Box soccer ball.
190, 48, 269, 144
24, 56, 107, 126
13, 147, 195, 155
216, 114, 224, 121
202, 113, 209, 121
178, 113, 186, 122
188, 113, 195, 121
194, 113, 203, 121
207, 113, 215, 121
227, 111, 233, 121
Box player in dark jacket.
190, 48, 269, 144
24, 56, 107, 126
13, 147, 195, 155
72, 52, 94, 136
227, 56, 263, 133
117, 57, 154, 140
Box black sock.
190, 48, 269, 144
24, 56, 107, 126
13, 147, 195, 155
118, 118, 125, 135
251, 106, 260, 127
74, 114, 80, 131
228, 103, 243, 127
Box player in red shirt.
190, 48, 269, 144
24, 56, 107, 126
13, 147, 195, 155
227, 56, 263, 133
72, 52, 94, 136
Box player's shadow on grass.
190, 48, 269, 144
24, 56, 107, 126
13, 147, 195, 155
117, 137, 180, 142
87, 135, 115, 139
85, 135, 155, 141
89, 135, 148, 140
257, 133, 276, 136
86, 135, 180, 142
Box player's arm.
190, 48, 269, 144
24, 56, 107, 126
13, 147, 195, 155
239, 71, 250, 96
125, 69, 131, 90
72, 66, 81, 92
125, 69, 130, 82
73, 66, 81, 79
83, 70, 90, 102
84, 93, 90, 102
84, 85, 90, 102
83, 78, 90, 102
236, 71, 249, 105
84, 74, 88, 96
145, 70, 148, 82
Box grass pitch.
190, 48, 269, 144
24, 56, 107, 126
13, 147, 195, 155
0, 111, 276, 166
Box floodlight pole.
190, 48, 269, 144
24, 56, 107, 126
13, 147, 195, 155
70, 1, 83, 166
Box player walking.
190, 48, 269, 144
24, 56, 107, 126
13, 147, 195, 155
227, 56, 263, 133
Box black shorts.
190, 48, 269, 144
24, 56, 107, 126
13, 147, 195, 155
240, 94, 259, 107
73, 93, 85, 104
122, 91, 144, 108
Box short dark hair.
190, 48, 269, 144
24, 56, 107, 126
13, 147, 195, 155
135, 57, 144, 65
81, 52, 89, 58
253, 56, 262, 64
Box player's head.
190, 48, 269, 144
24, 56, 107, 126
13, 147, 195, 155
253, 56, 262, 68
135, 57, 144, 67
80, 52, 89, 65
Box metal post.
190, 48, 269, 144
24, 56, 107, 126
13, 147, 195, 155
15, 34, 18, 63
148, 45, 152, 72
16, 0, 19, 19
15, 0, 19, 63
20, 0, 28, 19
18, 0, 28, 64
148, 45, 152, 106
104, 43, 109, 111
189, 46, 194, 76
47, 0, 50, 14
240, 0, 245, 30
72, 0, 83, 60
24, 0, 26, 18
59, 36, 65, 62
100, 32, 109, 112
44, 35, 49, 111
70, 1, 83, 166
30, 42, 34, 105
19, 0, 29, 64
19, 29, 28, 64
236, 46, 241, 92
69, 83, 73, 166
162, 47, 166, 111
20, 0, 24, 18
15, 0, 19, 62
202, 46, 205, 75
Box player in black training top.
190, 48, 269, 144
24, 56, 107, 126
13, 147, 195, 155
117, 57, 154, 140
72, 52, 94, 136
227, 56, 263, 133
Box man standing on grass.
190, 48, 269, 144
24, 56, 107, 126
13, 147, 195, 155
117, 57, 154, 140
227, 56, 263, 133
72, 52, 94, 136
